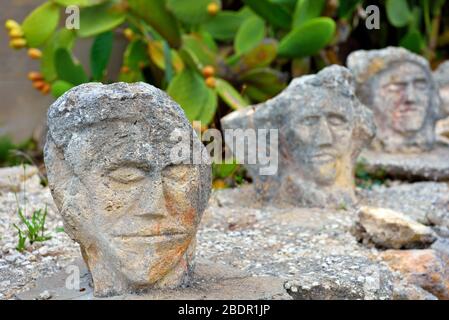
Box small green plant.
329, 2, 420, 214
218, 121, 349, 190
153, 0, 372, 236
0, 135, 38, 167
212, 160, 250, 188
355, 158, 387, 190
13, 205, 52, 252
12, 165, 52, 252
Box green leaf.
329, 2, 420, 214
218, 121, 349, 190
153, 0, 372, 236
163, 41, 174, 83
198, 29, 218, 52
386, 0, 412, 27
51, 80, 74, 98
213, 162, 238, 179
182, 34, 217, 68
245, 85, 271, 102
203, 11, 245, 41
233, 39, 278, 72
128, 0, 181, 48
400, 29, 425, 53
90, 31, 113, 81
293, 0, 326, 28
235, 16, 265, 55
166, 0, 221, 25
118, 69, 144, 83
22, 2, 60, 47
148, 40, 184, 73
337, 0, 362, 19
41, 29, 76, 82
167, 69, 209, 121
55, 48, 89, 85
53, 0, 105, 7
240, 68, 286, 97
215, 78, 248, 110
78, 2, 125, 38
278, 17, 336, 58
243, 0, 292, 29
123, 39, 149, 70
197, 88, 218, 124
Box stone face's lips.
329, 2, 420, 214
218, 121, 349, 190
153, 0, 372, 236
308, 152, 337, 164
113, 232, 189, 238
111, 226, 191, 239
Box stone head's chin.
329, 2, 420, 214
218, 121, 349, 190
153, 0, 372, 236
308, 161, 338, 186
392, 110, 426, 134
109, 234, 194, 286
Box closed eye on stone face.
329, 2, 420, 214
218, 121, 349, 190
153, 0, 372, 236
299, 115, 320, 126
327, 113, 347, 126
162, 164, 190, 181
108, 167, 147, 184
385, 82, 406, 92
414, 79, 429, 90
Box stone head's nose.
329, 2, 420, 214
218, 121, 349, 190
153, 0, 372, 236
315, 118, 333, 147
135, 177, 168, 218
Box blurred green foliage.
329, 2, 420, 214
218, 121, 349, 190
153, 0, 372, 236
0, 136, 37, 167
5, 0, 449, 184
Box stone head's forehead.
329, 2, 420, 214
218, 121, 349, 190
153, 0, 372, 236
377, 61, 430, 85
47, 82, 191, 150
347, 47, 431, 85
64, 119, 193, 171
290, 87, 354, 118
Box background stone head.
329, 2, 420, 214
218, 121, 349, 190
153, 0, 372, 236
44, 82, 211, 296
347, 47, 442, 152
222, 65, 375, 208
434, 61, 449, 116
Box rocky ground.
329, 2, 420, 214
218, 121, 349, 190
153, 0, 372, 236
0, 165, 448, 300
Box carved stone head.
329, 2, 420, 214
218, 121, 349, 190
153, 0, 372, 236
44, 82, 211, 297
222, 65, 375, 208
434, 61, 449, 116
347, 47, 442, 152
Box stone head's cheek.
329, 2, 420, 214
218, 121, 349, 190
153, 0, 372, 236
88, 178, 142, 224
332, 127, 353, 152
293, 126, 314, 147
163, 179, 196, 215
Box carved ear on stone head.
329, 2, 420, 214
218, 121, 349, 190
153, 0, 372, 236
44, 134, 73, 211
44, 134, 92, 242
352, 100, 376, 161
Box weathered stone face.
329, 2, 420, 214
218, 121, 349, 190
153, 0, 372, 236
283, 88, 355, 186
44, 82, 211, 297
221, 65, 375, 208
347, 47, 442, 153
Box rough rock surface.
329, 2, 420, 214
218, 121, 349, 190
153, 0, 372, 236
358, 181, 449, 226
352, 206, 436, 249
359, 147, 449, 181
221, 65, 375, 208
283, 255, 393, 300
381, 249, 449, 300
44, 82, 212, 297
348, 47, 442, 153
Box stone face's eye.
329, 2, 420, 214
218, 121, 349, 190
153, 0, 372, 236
414, 79, 429, 90
385, 83, 406, 92
327, 114, 347, 126
300, 116, 320, 126
162, 164, 190, 181
108, 167, 146, 184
